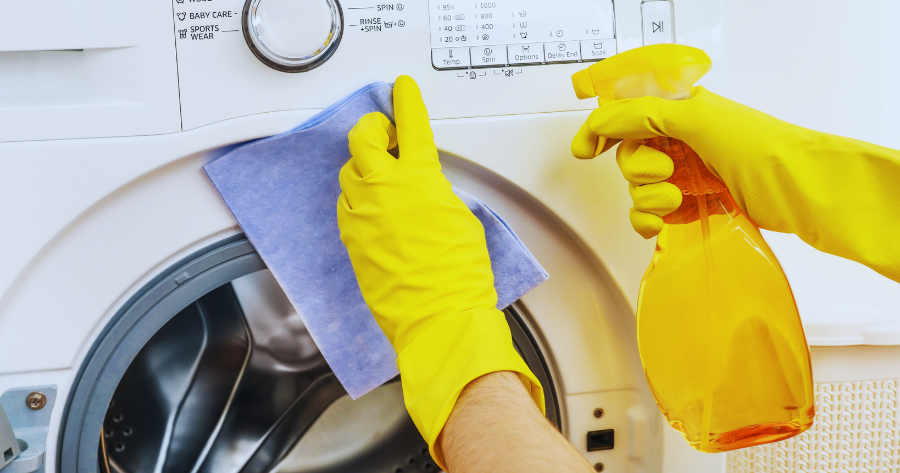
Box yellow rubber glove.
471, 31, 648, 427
572, 86, 900, 283
337, 75, 544, 467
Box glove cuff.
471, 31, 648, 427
396, 308, 545, 470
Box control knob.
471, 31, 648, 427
242, 0, 343, 72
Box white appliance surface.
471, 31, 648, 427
1, 0, 899, 472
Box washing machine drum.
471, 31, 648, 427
59, 236, 559, 473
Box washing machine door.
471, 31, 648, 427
59, 236, 559, 473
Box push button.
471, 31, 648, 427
587, 429, 615, 452
580, 39, 616, 61
470, 46, 507, 67
432, 48, 471, 69
544, 41, 581, 63
642, 0, 674, 45
507, 43, 544, 65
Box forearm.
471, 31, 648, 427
439, 371, 594, 473
719, 131, 900, 283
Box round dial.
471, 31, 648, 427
243, 0, 343, 72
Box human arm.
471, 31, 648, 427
339, 76, 583, 471
440, 371, 594, 473
573, 86, 900, 283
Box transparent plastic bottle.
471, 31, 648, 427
573, 45, 814, 453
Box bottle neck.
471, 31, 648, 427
665, 192, 741, 225
654, 192, 745, 262
634, 137, 734, 225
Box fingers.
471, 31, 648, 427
571, 120, 622, 159
587, 96, 679, 140
629, 182, 682, 217
619, 143, 681, 239
576, 131, 680, 239
393, 75, 439, 162
338, 159, 364, 208
600, 138, 623, 155
616, 141, 674, 184
571, 120, 603, 159
336, 191, 352, 216
348, 112, 398, 178
629, 208, 665, 239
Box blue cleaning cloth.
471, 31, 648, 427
204, 83, 549, 399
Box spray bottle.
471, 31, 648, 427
572, 44, 814, 453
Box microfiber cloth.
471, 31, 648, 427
204, 82, 549, 399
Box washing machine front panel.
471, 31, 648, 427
8, 0, 899, 148
0, 112, 651, 378
169, 0, 725, 129
0, 0, 726, 140
0, 121, 666, 472
0, 2, 820, 473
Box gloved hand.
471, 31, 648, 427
337, 75, 544, 467
572, 86, 900, 283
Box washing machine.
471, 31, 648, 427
1, 0, 899, 473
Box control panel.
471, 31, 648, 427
428, 0, 616, 69
168, 0, 636, 130
1, 0, 733, 141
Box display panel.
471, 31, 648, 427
428, 0, 616, 69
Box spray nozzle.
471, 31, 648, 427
572, 44, 713, 104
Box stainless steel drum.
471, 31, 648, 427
60, 236, 559, 473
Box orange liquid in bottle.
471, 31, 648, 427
636, 138, 815, 453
